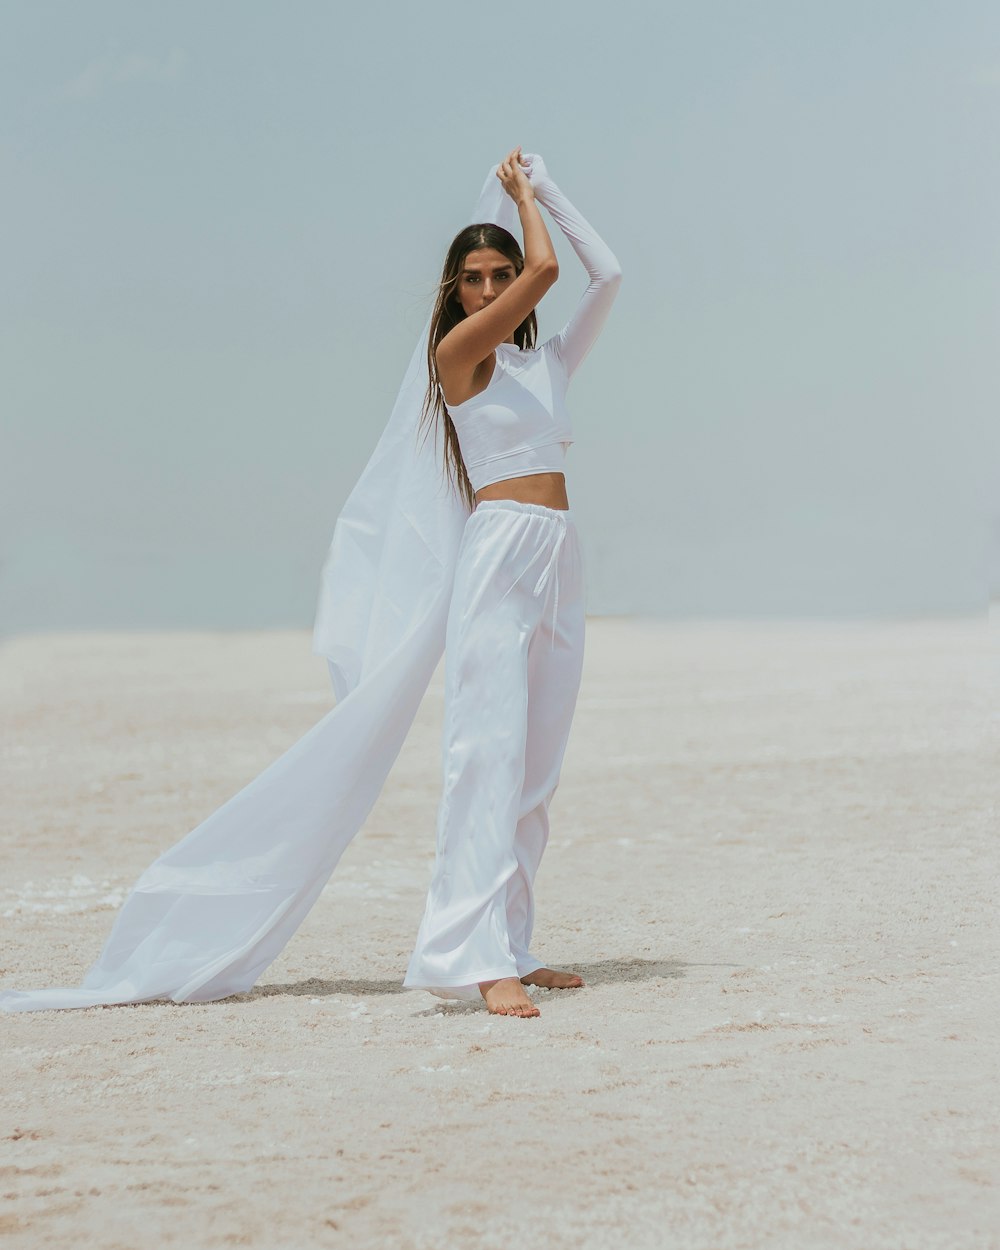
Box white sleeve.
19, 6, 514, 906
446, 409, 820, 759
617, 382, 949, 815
525, 156, 623, 380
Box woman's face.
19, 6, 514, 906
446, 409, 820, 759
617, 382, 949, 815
453, 247, 518, 318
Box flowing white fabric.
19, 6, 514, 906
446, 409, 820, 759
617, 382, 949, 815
0, 153, 616, 1013
311, 163, 520, 701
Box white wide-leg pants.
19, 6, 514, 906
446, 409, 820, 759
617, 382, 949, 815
404, 498, 586, 999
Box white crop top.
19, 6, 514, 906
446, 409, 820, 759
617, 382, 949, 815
447, 340, 574, 492
446, 156, 622, 494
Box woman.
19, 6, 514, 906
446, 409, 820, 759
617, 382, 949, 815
403, 147, 622, 1017
0, 149, 620, 1017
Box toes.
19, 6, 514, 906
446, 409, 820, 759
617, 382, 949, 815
485, 991, 540, 1017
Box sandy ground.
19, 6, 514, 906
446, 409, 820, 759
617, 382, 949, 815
1, 616, 998, 1250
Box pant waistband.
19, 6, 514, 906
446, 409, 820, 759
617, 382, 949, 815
474, 498, 574, 523
474, 500, 573, 650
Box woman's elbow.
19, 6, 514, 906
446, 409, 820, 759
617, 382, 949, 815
531, 257, 559, 286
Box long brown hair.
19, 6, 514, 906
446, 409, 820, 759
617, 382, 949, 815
419, 223, 538, 510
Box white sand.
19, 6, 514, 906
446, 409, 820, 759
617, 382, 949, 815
1, 617, 997, 1249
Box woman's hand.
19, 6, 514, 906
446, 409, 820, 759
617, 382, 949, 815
520, 151, 551, 190
496, 146, 534, 205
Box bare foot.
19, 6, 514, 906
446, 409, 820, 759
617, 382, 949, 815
520, 967, 586, 990
479, 977, 541, 1018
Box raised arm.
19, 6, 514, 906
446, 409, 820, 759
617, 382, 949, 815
436, 147, 558, 392
526, 156, 623, 379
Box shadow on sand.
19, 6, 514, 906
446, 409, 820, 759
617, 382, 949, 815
240, 956, 698, 1010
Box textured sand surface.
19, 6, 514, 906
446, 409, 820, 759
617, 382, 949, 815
1, 617, 998, 1249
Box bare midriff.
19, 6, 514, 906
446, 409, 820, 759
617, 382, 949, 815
474, 472, 569, 511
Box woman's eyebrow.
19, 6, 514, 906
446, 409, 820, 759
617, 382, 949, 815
461, 264, 513, 275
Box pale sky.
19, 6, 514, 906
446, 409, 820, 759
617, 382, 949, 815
2, 1, 997, 632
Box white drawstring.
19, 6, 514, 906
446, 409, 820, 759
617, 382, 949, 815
531, 519, 568, 650
477, 505, 570, 648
